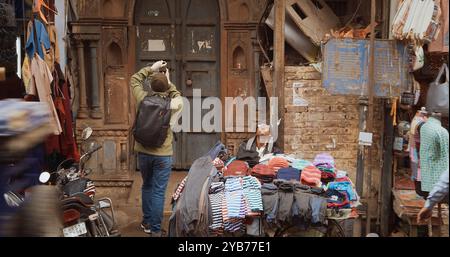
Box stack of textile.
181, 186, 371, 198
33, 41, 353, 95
268, 157, 289, 174
292, 159, 313, 171
262, 180, 328, 231
209, 182, 225, 235
209, 176, 263, 235
276, 167, 300, 181
251, 164, 276, 184
224, 160, 249, 177
313, 153, 337, 184
300, 166, 322, 187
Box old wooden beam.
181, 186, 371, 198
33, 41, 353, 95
366, 0, 377, 235
273, 0, 285, 149
380, 100, 394, 237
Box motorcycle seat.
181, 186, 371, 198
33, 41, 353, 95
62, 193, 94, 207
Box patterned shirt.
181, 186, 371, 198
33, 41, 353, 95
419, 117, 449, 192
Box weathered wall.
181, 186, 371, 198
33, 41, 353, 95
279, 66, 384, 192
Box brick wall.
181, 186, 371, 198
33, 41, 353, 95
282, 66, 384, 190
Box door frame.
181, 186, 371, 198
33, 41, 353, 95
128, 0, 226, 170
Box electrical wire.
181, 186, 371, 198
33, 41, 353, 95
344, 0, 362, 28
256, 0, 274, 65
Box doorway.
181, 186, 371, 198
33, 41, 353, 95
134, 0, 221, 169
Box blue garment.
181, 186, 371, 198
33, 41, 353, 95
328, 181, 356, 201
139, 153, 172, 232
242, 176, 263, 212
25, 18, 51, 59
224, 177, 245, 218
277, 167, 300, 181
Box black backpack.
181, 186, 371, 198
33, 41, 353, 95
133, 94, 171, 148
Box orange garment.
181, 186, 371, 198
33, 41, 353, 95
268, 157, 289, 174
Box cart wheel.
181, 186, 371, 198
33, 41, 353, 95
326, 219, 346, 237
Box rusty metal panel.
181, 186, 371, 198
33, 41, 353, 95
322, 39, 410, 98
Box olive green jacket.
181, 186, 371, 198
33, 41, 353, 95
130, 67, 183, 156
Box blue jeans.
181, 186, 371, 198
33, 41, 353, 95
139, 153, 172, 232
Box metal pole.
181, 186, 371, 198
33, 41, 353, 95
366, 0, 377, 235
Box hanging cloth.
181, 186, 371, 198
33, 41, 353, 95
25, 15, 51, 60
30, 54, 62, 135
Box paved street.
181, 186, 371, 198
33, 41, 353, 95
116, 171, 188, 237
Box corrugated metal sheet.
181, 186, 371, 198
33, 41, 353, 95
322, 39, 411, 97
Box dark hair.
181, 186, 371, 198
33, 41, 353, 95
150, 73, 169, 92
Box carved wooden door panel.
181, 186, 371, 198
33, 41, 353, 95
135, 0, 220, 169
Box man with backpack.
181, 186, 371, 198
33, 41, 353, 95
130, 61, 183, 237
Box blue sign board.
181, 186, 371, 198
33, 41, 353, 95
322, 39, 411, 97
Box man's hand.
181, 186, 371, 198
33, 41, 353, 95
165, 68, 172, 84
150, 60, 167, 72
417, 207, 433, 224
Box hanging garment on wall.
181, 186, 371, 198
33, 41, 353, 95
44, 63, 79, 161
419, 117, 449, 192
43, 24, 60, 72
25, 18, 51, 60
30, 54, 62, 135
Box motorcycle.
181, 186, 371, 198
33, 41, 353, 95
39, 127, 120, 237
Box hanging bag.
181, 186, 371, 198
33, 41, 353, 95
426, 63, 449, 117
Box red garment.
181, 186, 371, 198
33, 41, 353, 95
44, 63, 79, 161
224, 160, 249, 177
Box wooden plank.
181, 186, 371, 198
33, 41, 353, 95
381, 101, 394, 237
273, 0, 285, 149
286, 0, 340, 45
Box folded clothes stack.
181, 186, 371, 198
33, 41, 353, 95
292, 159, 313, 171
325, 189, 351, 209
224, 160, 249, 177
268, 157, 289, 174
300, 166, 322, 187
313, 153, 337, 183
276, 167, 300, 181
251, 164, 276, 184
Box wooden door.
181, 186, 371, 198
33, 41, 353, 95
135, 0, 220, 169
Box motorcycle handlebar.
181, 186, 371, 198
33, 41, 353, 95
86, 145, 103, 156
